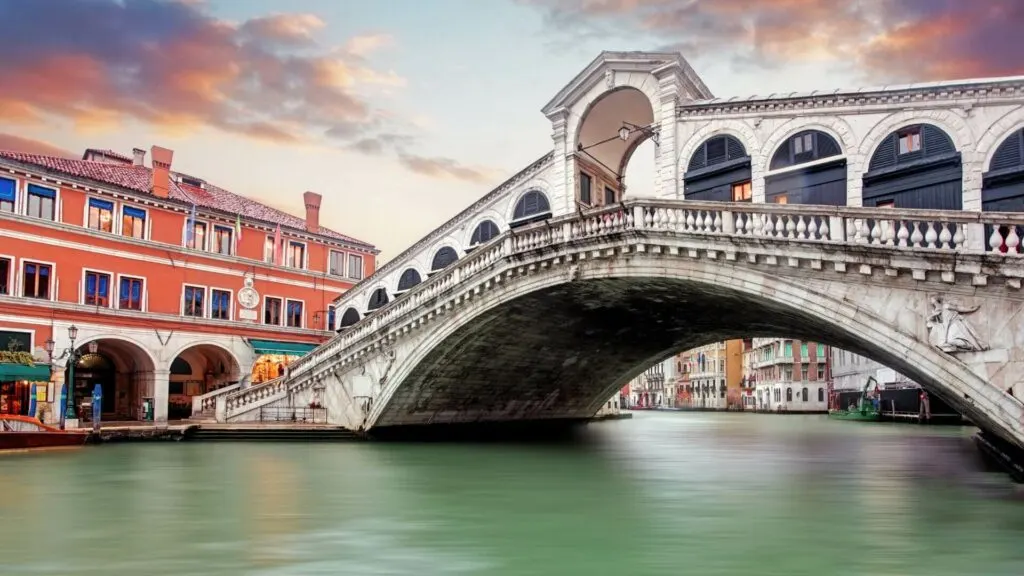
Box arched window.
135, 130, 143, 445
769, 130, 842, 171
367, 287, 389, 311
982, 129, 1024, 215
339, 307, 360, 328
818, 387, 825, 402
470, 220, 500, 246
801, 387, 808, 402
766, 130, 846, 206
511, 190, 551, 224
687, 135, 747, 172
170, 357, 192, 376
864, 123, 961, 210
396, 268, 422, 292
431, 247, 459, 271
786, 388, 793, 402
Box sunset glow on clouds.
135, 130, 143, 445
0, 0, 1021, 260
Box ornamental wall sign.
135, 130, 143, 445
238, 275, 260, 310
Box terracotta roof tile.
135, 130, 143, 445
82, 148, 133, 163
0, 149, 374, 250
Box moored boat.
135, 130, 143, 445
0, 415, 89, 451
827, 376, 882, 422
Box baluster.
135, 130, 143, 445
641, 208, 651, 228
713, 211, 722, 233
951, 223, 965, 250
939, 222, 952, 250
753, 213, 764, 236
734, 212, 745, 235
896, 221, 909, 247
783, 215, 794, 238
819, 217, 830, 240
796, 216, 807, 239
703, 211, 714, 233
762, 214, 774, 237
870, 220, 881, 245
924, 222, 938, 249
1005, 226, 1021, 253
625, 209, 635, 229
989, 225, 1003, 251
744, 213, 754, 235
806, 217, 818, 240
685, 211, 696, 231
909, 222, 924, 247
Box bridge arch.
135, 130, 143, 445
365, 253, 1020, 447
863, 122, 963, 210
981, 127, 1024, 215
978, 105, 1024, 171
465, 213, 503, 250
681, 133, 752, 202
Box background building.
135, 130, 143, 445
750, 338, 830, 412
0, 145, 378, 426
831, 349, 918, 391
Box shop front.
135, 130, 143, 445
249, 340, 318, 384
0, 362, 52, 418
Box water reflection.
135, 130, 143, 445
0, 412, 1020, 575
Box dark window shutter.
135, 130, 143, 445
431, 247, 459, 271
367, 288, 389, 311
688, 145, 707, 171
397, 268, 422, 291
922, 124, 955, 156
705, 137, 727, 166
471, 220, 500, 245
513, 191, 550, 220
816, 133, 841, 158
991, 129, 1024, 171
726, 136, 746, 160
340, 308, 360, 327
869, 135, 898, 171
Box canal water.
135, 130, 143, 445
0, 412, 1022, 575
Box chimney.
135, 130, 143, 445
132, 148, 146, 167
150, 145, 174, 198
303, 191, 322, 233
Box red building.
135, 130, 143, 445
0, 145, 377, 426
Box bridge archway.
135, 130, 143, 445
573, 86, 656, 205
862, 123, 963, 210
982, 127, 1024, 212
366, 254, 1020, 448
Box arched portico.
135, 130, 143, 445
169, 343, 242, 419
65, 337, 157, 423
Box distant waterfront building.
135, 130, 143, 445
750, 338, 830, 412
831, 349, 918, 391
674, 340, 744, 410
0, 145, 377, 426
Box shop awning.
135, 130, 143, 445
0, 363, 51, 381
249, 339, 319, 357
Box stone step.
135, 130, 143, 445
185, 426, 363, 442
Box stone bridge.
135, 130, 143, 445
196, 51, 1024, 449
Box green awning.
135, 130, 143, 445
249, 339, 319, 357
0, 363, 51, 381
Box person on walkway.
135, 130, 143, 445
91, 384, 103, 432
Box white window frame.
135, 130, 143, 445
120, 203, 150, 241
327, 304, 336, 331
263, 234, 276, 264
209, 286, 234, 322
0, 175, 17, 215
80, 268, 116, 309
84, 194, 117, 233
23, 181, 59, 222
211, 224, 234, 256
116, 273, 148, 312
328, 249, 346, 276
183, 217, 210, 251
347, 253, 364, 281
285, 298, 305, 329
18, 258, 57, 301
286, 239, 308, 270
0, 252, 14, 297
263, 295, 284, 326
182, 283, 208, 318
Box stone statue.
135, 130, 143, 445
927, 296, 988, 353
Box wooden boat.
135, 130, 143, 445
0, 415, 89, 451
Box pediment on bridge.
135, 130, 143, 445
541, 51, 714, 118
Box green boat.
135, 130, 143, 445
828, 376, 882, 421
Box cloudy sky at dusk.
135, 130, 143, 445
0, 0, 1021, 260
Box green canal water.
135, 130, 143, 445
0, 412, 1022, 575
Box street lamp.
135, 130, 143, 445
63, 325, 79, 427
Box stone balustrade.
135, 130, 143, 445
191, 383, 240, 416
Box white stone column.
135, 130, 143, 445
654, 74, 681, 199
962, 152, 984, 212
547, 110, 572, 216
153, 369, 170, 427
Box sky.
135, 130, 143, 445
0, 0, 1021, 262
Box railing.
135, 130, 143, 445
222, 199, 1024, 418
191, 383, 240, 415
258, 406, 328, 424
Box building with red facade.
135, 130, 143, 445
0, 145, 377, 426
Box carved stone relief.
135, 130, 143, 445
926, 295, 988, 353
